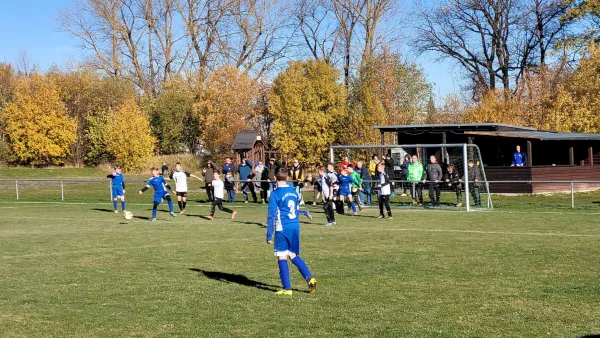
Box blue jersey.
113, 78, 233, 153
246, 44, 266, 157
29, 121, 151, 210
266, 183, 300, 241
108, 172, 125, 189
512, 152, 528, 166
338, 175, 356, 192
146, 176, 169, 196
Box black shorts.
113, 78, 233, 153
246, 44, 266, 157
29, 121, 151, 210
176, 192, 187, 197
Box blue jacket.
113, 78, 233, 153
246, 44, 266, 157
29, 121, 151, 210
358, 165, 370, 182
223, 163, 235, 175
512, 152, 528, 166
237, 160, 253, 180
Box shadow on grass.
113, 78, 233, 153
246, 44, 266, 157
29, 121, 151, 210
233, 220, 266, 227
189, 268, 308, 293
92, 208, 116, 213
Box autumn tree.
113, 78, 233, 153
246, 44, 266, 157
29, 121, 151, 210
269, 60, 346, 168
106, 99, 156, 171
3, 74, 76, 166
194, 67, 261, 159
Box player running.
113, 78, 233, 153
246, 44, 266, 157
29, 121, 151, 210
206, 171, 237, 220
338, 167, 358, 215
138, 167, 178, 221
169, 162, 200, 214
107, 166, 127, 214
266, 168, 317, 296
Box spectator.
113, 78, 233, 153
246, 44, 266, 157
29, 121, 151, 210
423, 155, 443, 207
339, 156, 350, 172
462, 159, 481, 206
356, 161, 371, 205
202, 161, 216, 202
308, 173, 322, 205
161, 162, 169, 176
511, 145, 528, 167
289, 159, 306, 205
266, 158, 281, 200
383, 155, 396, 196
400, 154, 410, 196
254, 161, 267, 204
407, 154, 424, 206
238, 157, 257, 203
223, 157, 235, 175
224, 170, 236, 203
369, 154, 379, 185
444, 164, 462, 207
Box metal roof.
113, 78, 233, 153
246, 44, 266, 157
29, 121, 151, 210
374, 123, 537, 132
231, 131, 262, 150
464, 130, 600, 141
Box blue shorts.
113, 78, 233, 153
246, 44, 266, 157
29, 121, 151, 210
153, 192, 169, 203
339, 189, 352, 197
274, 228, 300, 257
112, 187, 124, 199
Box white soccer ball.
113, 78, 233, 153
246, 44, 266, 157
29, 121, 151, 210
124, 211, 133, 220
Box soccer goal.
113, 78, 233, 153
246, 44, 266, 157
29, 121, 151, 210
330, 143, 492, 211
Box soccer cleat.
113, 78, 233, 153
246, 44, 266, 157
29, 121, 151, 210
332, 222, 336, 225
377, 215, 384, 219
206, 216, 214, 220
353, 212, 358, 216
170, 212, 178, 217
324, 222, 333, 227
151, 218, 157, 222
244, 200, 248, 204
114, 210, 119, 214
387, 216, 393, 220
231, 210, 237, 220
312, 202, 317, 206
308, 278, 317, 294
262, 200, 266, 204
412, 201, 418, 206
457, 202, 463, 207
180, 209, 185, 215
306, 212, 313, 221
276, 289, 293, 296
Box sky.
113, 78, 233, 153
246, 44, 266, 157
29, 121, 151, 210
0, 0, 462, 100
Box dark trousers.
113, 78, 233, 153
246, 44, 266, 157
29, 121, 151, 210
241, 182, 257, 202
323, 200, 336, 223
379, 195, 392, 216
410, 182, 423, 203
455, 185, 463, 203
205, 185, 214, 202
260, 184, 269, 201
470, 186, 481, 206
428, 182, 441, 204
211, 198, 233, 216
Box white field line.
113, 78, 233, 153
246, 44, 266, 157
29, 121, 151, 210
1, 237, 255, 259
346, 227, 600, 238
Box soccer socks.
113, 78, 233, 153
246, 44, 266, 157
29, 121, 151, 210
291, 256, 312, 282
278, 259, 292, 290
178, 201, 183, 211
152, 208, 157, 219
350, 201, 357, 213
298, 210, 309, 217
121, 201, 126, 211
167, 200, 174, 212
113, 200, 118, 211
182, 201, 187, 210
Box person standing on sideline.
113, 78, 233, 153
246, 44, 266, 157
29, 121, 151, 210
266, 158, 281, 201
161, 162, 169, 176
289, 159, 306, 205
461, 160, 482, 207
356, 161, 371, 205
224, 170, 236, 203
444, 164, 463, 207
376, 162, 393, 219
400, 154, 410, 196
511, 145, 528, 166
407, 155, 424, 206
254, 161, 267, 204
423, 155, 443, 207
266, 168, 317, 296
202, 161, 216, 202
238, 157, 257, 203
223, 157, 235, 174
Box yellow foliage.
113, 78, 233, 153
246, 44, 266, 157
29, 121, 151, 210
3, 74, 76, 165
106, 99, 156, 171
269, 60, 347, 168
194, 67, 260, 160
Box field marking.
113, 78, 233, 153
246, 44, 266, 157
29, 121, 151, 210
348, 227, 600, 238
1, 237, 255, 259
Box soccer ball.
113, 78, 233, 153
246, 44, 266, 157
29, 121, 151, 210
124, 211, 133, 220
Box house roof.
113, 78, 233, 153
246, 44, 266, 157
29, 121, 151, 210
464, 130, 600, 141
231, 131, 262, 150
374, 123, 538, 133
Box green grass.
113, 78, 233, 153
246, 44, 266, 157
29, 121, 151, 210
0, 167, 108, 178
0, 196, 599, 337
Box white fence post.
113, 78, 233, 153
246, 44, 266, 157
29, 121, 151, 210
15, 180, 19, 200
571, 182, 575, 209
463, 144, 470, 212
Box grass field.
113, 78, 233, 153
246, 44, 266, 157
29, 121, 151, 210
1, 188, 600, 337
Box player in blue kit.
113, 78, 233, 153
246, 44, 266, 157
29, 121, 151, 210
266, 168, 317, 296
338, 168, 358, 215
107, 166, 127, 214
138, 167, 178, 221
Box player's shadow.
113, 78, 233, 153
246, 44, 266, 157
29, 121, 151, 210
133, 215, 151, 220
233, 221, 266, 227
92, 208, 115, 213
189, 268, 308, 293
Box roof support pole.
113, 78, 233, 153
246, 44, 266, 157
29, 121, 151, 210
589, 147, 594, 166
380, 132, 385, 157
527, 140, 533, 167
569, 147, 575, 166
442, 132, 447, 163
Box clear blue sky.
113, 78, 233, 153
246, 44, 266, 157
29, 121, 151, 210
0, 0, 460, 99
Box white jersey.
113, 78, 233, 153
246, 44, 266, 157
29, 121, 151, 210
322, 172, 338, 199
171, 171, 190, 192
212, 180, 224, 199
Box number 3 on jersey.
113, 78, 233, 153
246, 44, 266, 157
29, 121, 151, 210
287, 200, 296, 219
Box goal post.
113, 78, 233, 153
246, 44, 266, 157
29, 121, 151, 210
329, 143, 492, 211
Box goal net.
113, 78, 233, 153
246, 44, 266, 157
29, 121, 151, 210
329, 143, 492, 211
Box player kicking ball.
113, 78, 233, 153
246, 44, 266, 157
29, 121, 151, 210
206, 171, 237, 221
138, 167, 178, 221
106, 166, 127, 214
169, 162, 201, 214
266, 168, 317, 296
